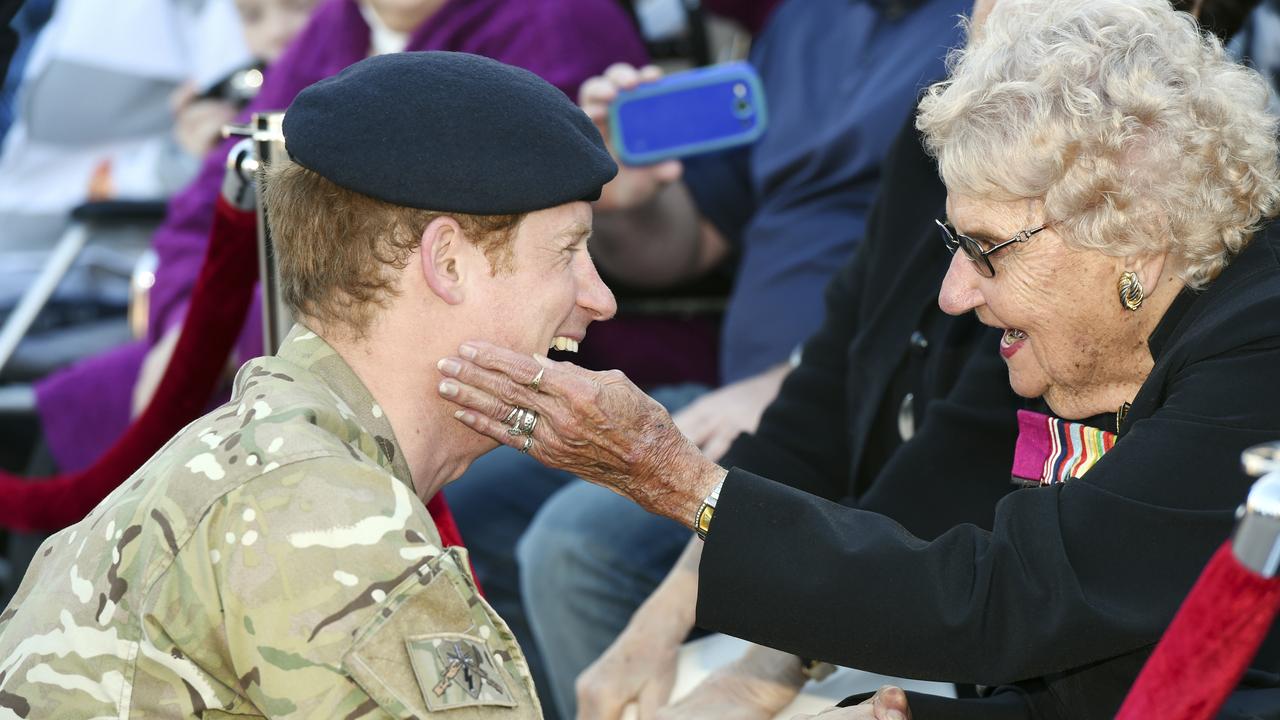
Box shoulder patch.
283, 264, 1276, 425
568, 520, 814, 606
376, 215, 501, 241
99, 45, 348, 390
407, 633, 516, 711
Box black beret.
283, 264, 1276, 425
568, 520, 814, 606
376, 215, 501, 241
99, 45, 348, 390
282, 51, 617, 215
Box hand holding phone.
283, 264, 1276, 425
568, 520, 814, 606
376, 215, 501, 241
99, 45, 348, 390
580, 63, 686, 212
609, 61, 767, 167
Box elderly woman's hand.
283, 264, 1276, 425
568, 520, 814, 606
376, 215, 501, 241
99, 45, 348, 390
792, 687, 912, 720
437, 341, 727, 523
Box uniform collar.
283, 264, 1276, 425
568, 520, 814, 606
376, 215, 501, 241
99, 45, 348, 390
274, 324, 415, 489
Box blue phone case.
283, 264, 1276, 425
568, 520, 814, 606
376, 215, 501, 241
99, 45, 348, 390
609, 61, 768, 166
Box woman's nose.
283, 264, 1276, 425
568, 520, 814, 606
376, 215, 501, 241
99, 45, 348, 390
938, 252, 984, 316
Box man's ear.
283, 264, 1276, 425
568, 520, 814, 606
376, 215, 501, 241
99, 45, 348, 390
420, 216, 471, 305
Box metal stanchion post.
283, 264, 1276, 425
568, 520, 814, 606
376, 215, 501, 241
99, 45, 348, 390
1118, 440, 1280, 720
1235, 442, 1280, 575
223, 112, 292, 356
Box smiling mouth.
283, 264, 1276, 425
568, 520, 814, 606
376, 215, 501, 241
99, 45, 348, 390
1000, 327, 1028, 359
550, 336, 579, 353
1002, 328, 1028, 345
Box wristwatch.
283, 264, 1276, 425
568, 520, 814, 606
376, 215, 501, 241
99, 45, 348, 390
694, 479, 725, 540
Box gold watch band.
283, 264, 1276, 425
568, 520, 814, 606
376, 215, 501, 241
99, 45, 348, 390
695, 479, 724, 540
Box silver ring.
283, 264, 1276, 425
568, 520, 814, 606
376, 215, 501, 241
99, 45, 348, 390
519, 436, 533, 453
506, 408, 528, 435
528, 366, 546, 392
507, 407, 538, 436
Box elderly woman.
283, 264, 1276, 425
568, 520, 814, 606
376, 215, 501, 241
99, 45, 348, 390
437, 0, 1280, 717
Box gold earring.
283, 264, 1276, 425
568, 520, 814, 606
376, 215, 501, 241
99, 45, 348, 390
1118, 271, 1144, 311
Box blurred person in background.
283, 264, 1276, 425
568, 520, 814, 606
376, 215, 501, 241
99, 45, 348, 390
0, 0, 250, 332
0, 0, 308, 407
0, 0, 313, 320
0, 0, 53, 143
1231, 0, 1280, 114
0, 0, 252, 215
168, 0, 322, 162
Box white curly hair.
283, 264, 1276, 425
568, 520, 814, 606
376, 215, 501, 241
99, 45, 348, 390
917, 0, 1280, 288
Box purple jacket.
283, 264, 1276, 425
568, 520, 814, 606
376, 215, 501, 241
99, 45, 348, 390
36, 0, 648, 473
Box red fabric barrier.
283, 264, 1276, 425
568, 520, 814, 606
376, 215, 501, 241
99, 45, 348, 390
0, 197, 465, 552
1118, 541, 1280, 720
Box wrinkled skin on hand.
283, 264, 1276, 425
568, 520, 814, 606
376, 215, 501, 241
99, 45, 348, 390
437, 341, 726, 523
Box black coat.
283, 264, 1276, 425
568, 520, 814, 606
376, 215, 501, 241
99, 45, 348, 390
700, 122, 1280, 719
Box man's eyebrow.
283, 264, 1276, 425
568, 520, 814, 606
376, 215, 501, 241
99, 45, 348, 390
556, 223, 592, 244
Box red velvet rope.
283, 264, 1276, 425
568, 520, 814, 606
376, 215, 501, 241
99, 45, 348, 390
1118, 541, 1280, 720
0, 197, 465, 551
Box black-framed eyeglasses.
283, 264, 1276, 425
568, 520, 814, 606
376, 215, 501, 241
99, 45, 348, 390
935, 218, 1049, 278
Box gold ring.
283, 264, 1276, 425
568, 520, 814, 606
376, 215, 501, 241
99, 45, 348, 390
528, 366, 546, 392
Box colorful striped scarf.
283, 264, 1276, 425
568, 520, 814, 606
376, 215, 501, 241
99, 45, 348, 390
1012, 409, 1117, 486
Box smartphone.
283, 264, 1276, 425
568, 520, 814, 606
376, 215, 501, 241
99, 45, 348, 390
609, 61, 768, 166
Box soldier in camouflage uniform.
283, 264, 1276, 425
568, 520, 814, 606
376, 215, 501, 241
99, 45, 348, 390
0, 51, 618, 718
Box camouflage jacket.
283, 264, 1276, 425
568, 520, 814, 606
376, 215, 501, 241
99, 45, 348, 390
0, 326, 540, 719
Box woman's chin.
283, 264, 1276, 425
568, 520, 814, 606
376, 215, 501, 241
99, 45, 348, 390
1041, 387, 1112, 422
1006, 367, 1048, 401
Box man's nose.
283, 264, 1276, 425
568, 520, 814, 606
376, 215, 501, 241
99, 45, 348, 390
579, 257, 617, 322
938, 252, 984, 316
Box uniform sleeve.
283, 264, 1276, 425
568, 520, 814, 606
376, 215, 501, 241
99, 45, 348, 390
697, 337, 1280, 686
157, 457, 535, 718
